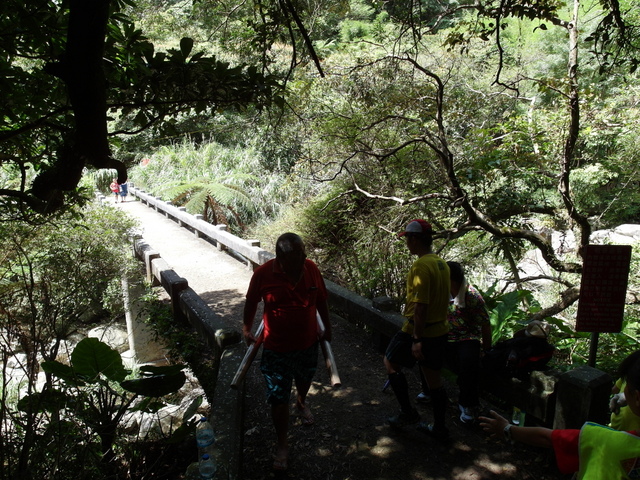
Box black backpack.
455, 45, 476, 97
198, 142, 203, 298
483, 335, 555, 380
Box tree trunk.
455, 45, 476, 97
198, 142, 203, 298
32, 0, 126, 209
558, 0, 591, 256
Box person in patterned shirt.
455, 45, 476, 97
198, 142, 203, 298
445, 261, 492, 424
417, 261, 492, 423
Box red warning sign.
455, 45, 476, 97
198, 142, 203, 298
576, 244, 632, 333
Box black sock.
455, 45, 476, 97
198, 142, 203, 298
388, 372, 413, 414
419, 369, 430, 395
431, 387, 447, 430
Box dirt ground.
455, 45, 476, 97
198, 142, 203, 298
241, 316, 570, 480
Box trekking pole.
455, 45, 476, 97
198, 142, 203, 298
230, 320, 264, 390
316, 312, 341, 388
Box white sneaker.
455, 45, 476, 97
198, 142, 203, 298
459, 404, 475, 424
416, 392, 431, 404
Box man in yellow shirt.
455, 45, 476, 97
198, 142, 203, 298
384, 219, 451, 440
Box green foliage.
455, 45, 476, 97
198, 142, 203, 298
0, 204, 138, 344
295, 186, 412, 301
140, 293, 219, 401
33, 338, 187, 476
164, 176, 256, 231
340, 20, 372, 43
0, 0, 287, 218
482, 286, 541, 343
128, 138, 298, 231
0, 203, 141, 479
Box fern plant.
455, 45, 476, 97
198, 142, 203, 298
164, 174, 257, 231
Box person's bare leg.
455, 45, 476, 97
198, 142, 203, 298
272, 403, 289, 467
295, 380, 314, 424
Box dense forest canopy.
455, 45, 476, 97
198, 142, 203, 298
1, 0, 639, 331
1, 1, 640, 477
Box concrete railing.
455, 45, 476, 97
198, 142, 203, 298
130, 185, 274, 269
131, 237, 245, 479
125, 183, 407, 345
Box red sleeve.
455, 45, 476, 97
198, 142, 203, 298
551, 429, 581, 474
245, 262, 268, 303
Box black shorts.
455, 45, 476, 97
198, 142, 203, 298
385, 331, 447, 370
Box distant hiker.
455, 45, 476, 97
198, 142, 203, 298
110, 179, 120, 202
119, 180, 128, 202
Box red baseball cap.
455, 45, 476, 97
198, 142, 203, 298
398, 219, 433, 237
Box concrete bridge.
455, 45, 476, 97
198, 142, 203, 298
104, 187, 596, 480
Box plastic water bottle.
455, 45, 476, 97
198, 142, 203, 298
512, 406, 525, 425
198, 453, 216, 479
196, 417, 215, 449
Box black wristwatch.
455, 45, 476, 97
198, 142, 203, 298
412, 338, 422, 344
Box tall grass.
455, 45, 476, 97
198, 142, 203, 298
128, 139, 306, 230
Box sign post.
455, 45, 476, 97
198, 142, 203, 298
576, 245, 632, 367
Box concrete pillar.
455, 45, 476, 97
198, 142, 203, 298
194, 215, 204, 238
553, 365, 612, 429
121, 275, 167, 365
177, 207, 187, 226
143, 249, 161, 286
247, 240, 260, 269
216, 225, 227, 251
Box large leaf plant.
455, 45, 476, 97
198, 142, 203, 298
21, 338, 189, 471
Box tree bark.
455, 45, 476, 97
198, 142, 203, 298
558, 0, 591, 257
32, 0, 126, 210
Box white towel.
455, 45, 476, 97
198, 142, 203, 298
452, 278, 467, 308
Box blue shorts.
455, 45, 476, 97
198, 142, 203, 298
385, 331, 446, 370
260, 343, 319, 405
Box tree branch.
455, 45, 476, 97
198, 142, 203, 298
530, 286, 580, 321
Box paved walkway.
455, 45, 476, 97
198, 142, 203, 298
114, 197, 254, 324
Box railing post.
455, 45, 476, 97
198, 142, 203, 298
177, 207, 187, 227
122, 272, 166, 365
217, 225, 228, 251
246, 240, 260, 270
160, 269, 189, 325
194, 215, 204, 238
553, 365, 612, 429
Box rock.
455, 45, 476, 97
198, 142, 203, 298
591, 224, 640, 245
88, 325, 130, 353
614, 224, 640, 240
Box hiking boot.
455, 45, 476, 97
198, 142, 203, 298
416, 392, 431, 404
416, 422, 449, 441
459, 404, 475, 424
388, 409, 420, 428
